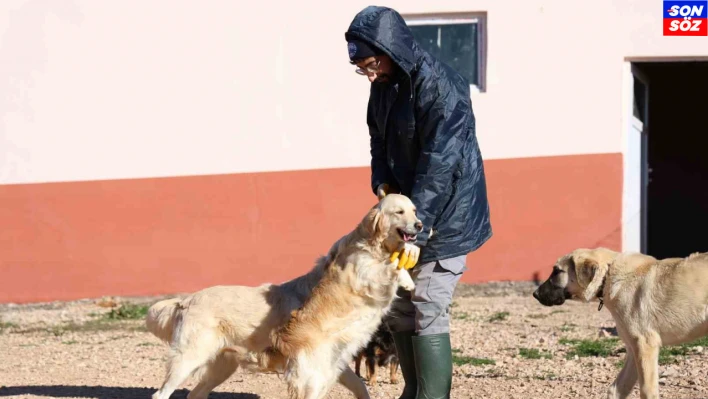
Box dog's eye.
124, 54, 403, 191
396, 210, 404, 215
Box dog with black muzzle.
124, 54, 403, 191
533, 247, 708, 399
532, 247, 618, 307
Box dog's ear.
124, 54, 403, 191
365, 205, 389, 240
572, 253, 609, 302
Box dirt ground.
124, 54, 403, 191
1, 281, 707, 399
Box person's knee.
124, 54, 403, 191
385, 314, 416, 333
416, 312, 450, 336
413, 300, 452, 335
384, 297, 416, 333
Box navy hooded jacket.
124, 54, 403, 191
345, 6, 492, 264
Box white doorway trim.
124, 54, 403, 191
621, 62, 643, 253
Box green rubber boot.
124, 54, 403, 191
392, 330, 418, 399
412, 333, 453, 399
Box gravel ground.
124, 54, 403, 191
1, 281, 707, 399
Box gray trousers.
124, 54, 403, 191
384, 255, 467, 336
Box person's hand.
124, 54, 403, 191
389, 243, 420, 270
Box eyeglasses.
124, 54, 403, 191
355, 59, 381, 76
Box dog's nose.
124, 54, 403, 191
532, 290, 539, 300
414, 221, 423, 231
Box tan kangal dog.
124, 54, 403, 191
146, 194, 422, 399
533, 247, 708, 399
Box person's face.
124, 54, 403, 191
354, 55, 394, 83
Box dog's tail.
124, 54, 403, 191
145, 297, 181, 343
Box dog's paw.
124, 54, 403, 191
397, 269, 415, 291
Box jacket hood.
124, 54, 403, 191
344, 6, 417, 75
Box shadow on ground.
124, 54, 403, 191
0, 385, 260, 399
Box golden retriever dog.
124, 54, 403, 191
533, 247, 708, 399
270, 193, 423, 399
146, 194, 421, 399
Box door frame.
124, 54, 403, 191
633, 64, 650, 254
621, 61, 650, 253
623, 58, 708, 255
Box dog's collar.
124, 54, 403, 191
596, 277, 606, 311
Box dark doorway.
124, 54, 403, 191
633, 61, 708, 259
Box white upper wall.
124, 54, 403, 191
1, 0, 706, 184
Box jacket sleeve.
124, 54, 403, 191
367, 95, 390, 195
409, 89, 471, 246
